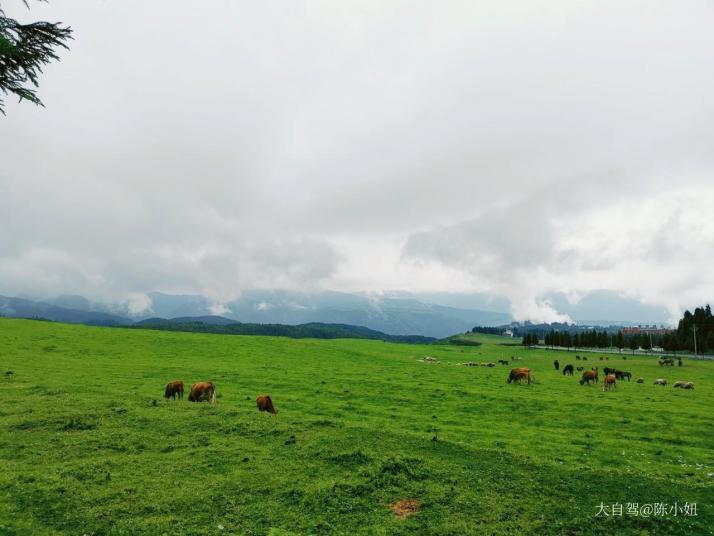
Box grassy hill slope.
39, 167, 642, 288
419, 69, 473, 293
0, 319, 712, 535
130, 319, 435, 344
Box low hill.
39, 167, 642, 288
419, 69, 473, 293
131, 318, 435, 344
135, 315, 239, 326
0, 295, 130, 326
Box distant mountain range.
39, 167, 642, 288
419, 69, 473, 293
0, 288, 674, 338
0, 295, 130, 326
0, 291, 509, 339
134, 290, 510, 337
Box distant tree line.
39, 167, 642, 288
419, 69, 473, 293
543, 328, 681, 353
127, 320, 435, 344
475, 304, 714, 355
676, 305, 714, 353
469, 326, 504, 336
472, 322, 619, 340
521, 333, 539, 346
544, 329, 615, 349
542, 305, 714, 354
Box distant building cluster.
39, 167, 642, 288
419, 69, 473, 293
621, 325, 673, 336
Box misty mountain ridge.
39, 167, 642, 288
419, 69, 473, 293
1, 289, 673, 338
0, 291, 509, 338
134, 290, 512, 338
0, 295, 131, 326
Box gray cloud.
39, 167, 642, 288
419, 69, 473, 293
1, 0, 714, 321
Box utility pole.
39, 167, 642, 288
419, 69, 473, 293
693, 324, 698, 356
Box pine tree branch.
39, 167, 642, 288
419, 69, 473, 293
0, 1, 72, 114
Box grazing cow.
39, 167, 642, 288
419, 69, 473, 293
576, 366, 584, 371
563, 364, 574, 376
614, 371, 631, 382
576, 355, 581, 360
605, 356, 609, 360
682, 382, 694, 389
604, 367, 616, 375
599, 356, 603, 361
659, 358, 674, 367
653, 378, 667, 387
164, 380, 184, 400
554, 359, 560, 371
636, 378, 644, 383
579, 368, 599, 385
188, 381, 216, 403
603, 374, 617, 391
582, 356, 588, 361
507, 367, 531, 385
498, 359, 509, 365
256, 394, 278, 414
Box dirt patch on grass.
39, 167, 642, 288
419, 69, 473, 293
389, 499, 421, 519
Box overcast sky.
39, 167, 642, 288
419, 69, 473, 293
2, 0, 714, 321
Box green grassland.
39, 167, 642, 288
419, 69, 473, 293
1, 318, 712, 535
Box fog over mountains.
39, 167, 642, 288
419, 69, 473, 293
0, 289, 672, 338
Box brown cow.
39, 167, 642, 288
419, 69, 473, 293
164, 380, 184, 400
507, 367, 531, 385
188, 381, 216, 403
603, 374, 616, 391
256, 394, 278, 414
653, 378, 667, 386
579, 367, 599, 385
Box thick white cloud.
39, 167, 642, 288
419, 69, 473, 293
1, 0, 713, 321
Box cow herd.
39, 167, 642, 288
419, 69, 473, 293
163, 380, 278, 414
505, 355, 696, 393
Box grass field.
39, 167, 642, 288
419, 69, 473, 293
1, 318, 712, 535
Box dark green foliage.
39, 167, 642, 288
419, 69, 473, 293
677, 305, 714, 353
616, 330, 625, 350
0, 1, 72, 113
128, 319, 435, 344
521, 332, 538, 346
470, 326, 503, 335
545, 329, 612, 349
